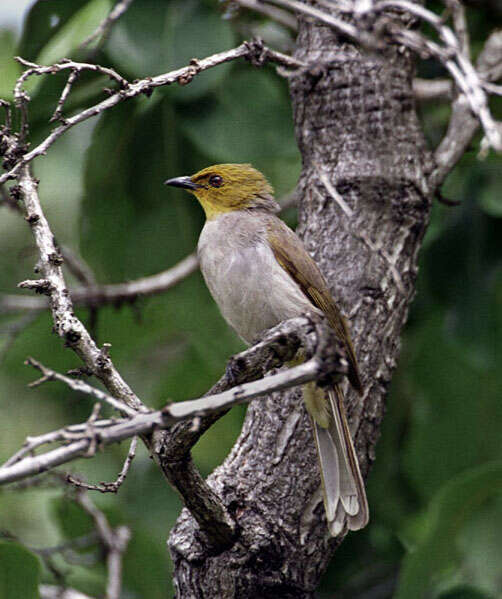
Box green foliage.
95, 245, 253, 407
396, 462, 502, 599
17, 0, 94, 61
0, 542, 40, 599
51, 496, 95, 538
0, 30, 21, 100
1, 1, 501, 598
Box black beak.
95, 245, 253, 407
164, 176, 198, 190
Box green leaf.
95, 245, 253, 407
107, 0, 235, 99
80, 99, 201, 281
179, 69, 298, 169
0, 542, 40, 599
122, 527, 170, 599
395, 462, 502, 599
402, 309, 502, 499
37, 0, 112, 65
105, 0, 167, 77
0, 31, 21, 101
164, 0, 236, 102
51, 496, 94, 539
18, 0, 93, 61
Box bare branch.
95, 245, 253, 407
257, 0, 502, 152
1, 418, 120, 469
446, 0, 469, 57
430, 29, 502, 188
60, 246, 98, 287
413, 77, 452, 102
49, 69, 80, 123
7, 158, 146, 412
39, 585, 95, 599
67, 436, 137, 493
0, 316, 347, 486
232, 0, 298, 30
0, 253, 197, 312
14, 57, 129, 97
25, 357, 137, 417
0, 42, 304, 185
79, 0, 136, 50
1, 188, 298, 314
74, 490, 130, 599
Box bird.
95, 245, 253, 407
164, 163, 368, 536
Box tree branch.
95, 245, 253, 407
0, 253, 199, 313
8, 157, 145, 412
74, 490, 130, 599
0, 41, 304, 185
0, 316, 346, 487
233, 0, 298, 30
0, 193, 296, 315
413, 77, 452, 102
25, 357, 137, 417
79, 0, 136, 50
39, 585, 95, 599
67, 436, 137, 493
430, 29, 502, 189
254, 0, 502, 153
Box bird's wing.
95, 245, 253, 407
267, 217, 363, 394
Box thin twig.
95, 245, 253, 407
25, 357, 137, 417
67, 436, 137, 493
232, 0, 298, 30
431, 29, 502, 188
1, 418, 120, 469
446, 0, 469, 57
79, 0, 136, 50
39, 586, 95, 599
256, 0, 502, 152
0, 316, 347, 485
0, 42, 304, 185
412, 77, 452, 101
0, 253, 198, 312
60, 246, 98, 287
74, 490, 130, 599
14, 57, 129, 97
8, 157, 146, 412
50, 69, 80, 123
314, 162, 353, 218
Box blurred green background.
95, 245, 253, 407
0, 1, 501, 598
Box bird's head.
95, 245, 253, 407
164, 163, 279, 219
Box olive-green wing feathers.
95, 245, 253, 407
267, 219, 363, 394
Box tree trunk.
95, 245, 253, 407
169, 5, 431, 597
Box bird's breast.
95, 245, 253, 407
198, 213, 314, 344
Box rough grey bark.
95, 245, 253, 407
169, 5, 431, 598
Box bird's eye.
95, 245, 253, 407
209, 175, 223, 188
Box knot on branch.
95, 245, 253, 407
177, 59, 202, 86
244, 38, 270, 67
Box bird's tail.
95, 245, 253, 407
303, 383, 369, 536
